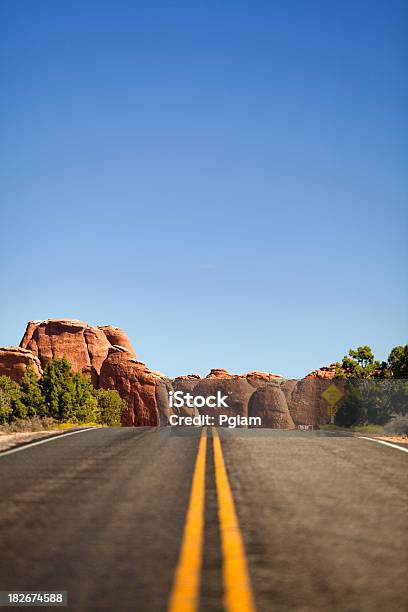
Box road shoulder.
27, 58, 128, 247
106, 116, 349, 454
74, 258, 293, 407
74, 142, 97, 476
0, 426, 100, 454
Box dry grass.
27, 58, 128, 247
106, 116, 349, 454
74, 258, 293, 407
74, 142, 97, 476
0, 416, 55, 434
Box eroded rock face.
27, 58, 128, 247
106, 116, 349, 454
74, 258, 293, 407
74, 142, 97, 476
17, 319, 151, 424
0, 347, 42, 383
20, 319, 112, 383
172, 375, 201, 417
246, 371, 283, 388
280, 379, 298, 406
282, 364, 341, 426
0, 318, 342, 428
98, 326, 136, 356
248, 383, 295, 429
152, 371, 177, 425
206, 368, 233, 379
99, 349, 159, 426
305, 363, 337, 380
285, 378, 334, 427
193, 376, 255, 423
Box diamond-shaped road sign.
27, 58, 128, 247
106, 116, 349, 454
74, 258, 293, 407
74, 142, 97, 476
321, 383, 343, 406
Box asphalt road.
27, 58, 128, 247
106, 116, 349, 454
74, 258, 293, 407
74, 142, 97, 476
0, 428, 407, 612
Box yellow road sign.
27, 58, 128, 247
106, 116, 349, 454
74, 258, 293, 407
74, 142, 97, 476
321, 383, 343, 407
327, 405, 339, 417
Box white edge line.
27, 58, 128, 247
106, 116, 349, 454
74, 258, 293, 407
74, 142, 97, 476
358, 436, 408, 454
0, 427, 99, 457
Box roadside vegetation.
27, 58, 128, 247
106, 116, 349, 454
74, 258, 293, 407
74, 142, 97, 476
0, 356, 125, 429
333, 345, 408, 433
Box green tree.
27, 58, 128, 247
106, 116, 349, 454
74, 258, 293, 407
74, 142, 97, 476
41, 356, 76, 421
72, 372, 98, 423
0, 389, 13, 423
335, 346, 381, 379
94, 388, 124, 426
0, 375, 26, 419
388, 345, 408, 379
20, 365, 47, 417
40, 356, 100, 423
40, 361, 59, 418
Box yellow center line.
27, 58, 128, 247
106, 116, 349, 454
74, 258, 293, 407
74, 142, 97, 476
213, 427, 256, 612
168, 427, 207, 612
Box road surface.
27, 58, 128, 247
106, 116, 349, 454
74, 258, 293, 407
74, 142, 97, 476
0, 427, 407, 611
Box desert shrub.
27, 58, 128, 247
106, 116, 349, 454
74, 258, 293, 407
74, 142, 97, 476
0, 389, 12, 424
94, 388, 124, 426
41, 356, 75, 421
384, 415, 408, 435
335, 346, 381, 379
2, 416, 55, 433
388, 345, 408, 378
1, 357, 125, 427
72, 372, 98, 423
20, 365, 47, 417
335, 379, 408, 427
41, 356, 97, 423
0, 375, 26, 420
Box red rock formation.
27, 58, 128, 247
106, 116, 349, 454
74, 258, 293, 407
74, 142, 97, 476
285, 364, 341, 426
193, 376, 255, 424
15, 318, 156, 424
20, 321, 38, 348
247, 371, 282, 380
171, 375, 201, 417
280, 379, 298, 406
0, 319, 345, 429
20, 319, 112, 384
98, 325, 136, 356
305, 363, 338, 380
246, 371, 283, 388
206, 368, 233, 379
173, 374, 201, 383
206, 369, 282, 384
283, 377, 345, 427
0, 347, 42, 383
155, 377, 173, 424
99, 348, 159, 426
283, 379, 321, 427
171, 370, 288, 426
248, 383, 295, 429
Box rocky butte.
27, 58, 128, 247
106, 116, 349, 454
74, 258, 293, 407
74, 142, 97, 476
0, 318, 338, 427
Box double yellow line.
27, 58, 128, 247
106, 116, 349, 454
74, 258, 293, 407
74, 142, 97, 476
168, 428, 256, 612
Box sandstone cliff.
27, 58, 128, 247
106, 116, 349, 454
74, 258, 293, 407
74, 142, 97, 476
20, 319, 113, 385
0, 347, 42, 383
99, 348, 159, 426
0, 318, 339, 428
248, 382, 295, 429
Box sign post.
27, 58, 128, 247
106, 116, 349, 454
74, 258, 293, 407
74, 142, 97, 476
321, 384, 343, 424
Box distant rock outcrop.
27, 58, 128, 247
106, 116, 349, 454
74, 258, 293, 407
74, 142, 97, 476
0, 318, 342, 428
99, 348, 159, 426
248, 382, 295, 429
194, 375, 255, 421
246, 371, 283, 388
284, 379, 325, 427
171, 375, 201, 418
0, 347, 42, 383
155, 376, 173, 424
305, 363, 337, 380
206, 368, 233, 379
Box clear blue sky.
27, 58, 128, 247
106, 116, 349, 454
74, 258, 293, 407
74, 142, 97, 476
0, 0, 407, 378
